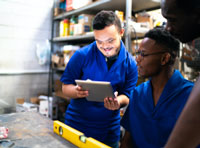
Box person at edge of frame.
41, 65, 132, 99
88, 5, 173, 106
161, 0, 200, 147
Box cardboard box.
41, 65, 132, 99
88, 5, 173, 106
51, 54, 65, 67
78, 14, 94, 25
136, 14, 153, 29
16, 98, 25, 104
74, 24, 91, 35
51, 54, 60, 64
30, 97, 40, 105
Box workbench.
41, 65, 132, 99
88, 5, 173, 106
0, 112, 76, 148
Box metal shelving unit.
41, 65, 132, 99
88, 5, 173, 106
53, 32, 94, 42
54, 0, 160, 21
49, 0, 161, 99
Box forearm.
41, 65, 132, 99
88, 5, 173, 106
120, 131, 133, 148
165, 78, 200, 148
62, 84, 78, 98
118, 94, 129, 108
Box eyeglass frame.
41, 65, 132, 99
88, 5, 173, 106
135, 50, 169, 58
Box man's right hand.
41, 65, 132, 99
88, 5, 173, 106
75, 85, 89, 98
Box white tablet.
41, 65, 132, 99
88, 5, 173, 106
75, 79, 115, 102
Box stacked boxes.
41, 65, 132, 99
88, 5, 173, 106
73, 14, 94, 35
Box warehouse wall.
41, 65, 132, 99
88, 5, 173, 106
0, 0, 53, 113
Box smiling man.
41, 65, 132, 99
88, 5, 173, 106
120, 28, 194, 148
60, 10, 138, 148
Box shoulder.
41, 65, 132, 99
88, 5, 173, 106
176, 70, 194, 88
179, 79, 194, 95
123, 51, 137, 71
75, 41, 97, 57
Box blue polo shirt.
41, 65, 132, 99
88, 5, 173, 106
60, 41, 138, 143
121, 70, 194, 148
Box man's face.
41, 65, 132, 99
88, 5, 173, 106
136, 38, 165, 78
94, 25, 124, 58
161, 0, 200, 43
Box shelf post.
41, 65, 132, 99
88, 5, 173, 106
125, 0, 132, 53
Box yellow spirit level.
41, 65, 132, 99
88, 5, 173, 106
53, 120, 111, 148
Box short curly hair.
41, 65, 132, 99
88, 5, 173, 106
92, 10, 122, 32
176, 0, 200, 12
145, 27, 180, 65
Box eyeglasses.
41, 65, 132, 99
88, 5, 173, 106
135, 51, 168, 58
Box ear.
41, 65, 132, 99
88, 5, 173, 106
119, 28, 125, 37
161, 53, 171, 65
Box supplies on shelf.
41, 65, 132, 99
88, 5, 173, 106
52, 53, 65, 68
54, 0, 66, 16
59, 19, 70, 37
51, 45, 80, 68
63, 45, 80, 64
136, 12, 154, 29
59, 14, 94, 37
115, 10, 124, 23
66, 0, 92, 12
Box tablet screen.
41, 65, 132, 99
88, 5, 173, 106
75, 80, 115, 102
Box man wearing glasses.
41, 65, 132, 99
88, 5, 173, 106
120, 28, 194, 148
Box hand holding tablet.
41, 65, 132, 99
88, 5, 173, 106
75, 79, 115, 102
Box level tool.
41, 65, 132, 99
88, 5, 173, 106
53, 120, 111, 148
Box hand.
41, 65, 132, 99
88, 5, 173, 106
104, 92, 120, 110
75, 85, 89, 98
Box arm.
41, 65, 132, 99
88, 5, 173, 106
165, 78, 200, 148
104, 94, 129, 110
120, 131, 133, 148
104, 54, 137, 110
62, 84, 88, 99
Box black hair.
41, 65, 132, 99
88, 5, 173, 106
92, 10, 122, 32
145, 27, 180, 65
176, 0, 200, 12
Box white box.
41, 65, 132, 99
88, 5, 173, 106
39, 100, 48, 117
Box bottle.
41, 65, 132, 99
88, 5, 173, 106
69, 16, 77, 36
59, 20, 64, 37
64, 19, 69, 36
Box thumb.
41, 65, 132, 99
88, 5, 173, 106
114, 91, 118, 97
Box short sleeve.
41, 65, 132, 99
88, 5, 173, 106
60, 50, 85, 84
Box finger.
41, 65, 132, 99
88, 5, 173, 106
76, 85, 82, 91
104, 98, 111, 109
109, 97, 115, 108
77, 90, 88, 98
111, 98, 120, 110
114, 91, 118, 97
